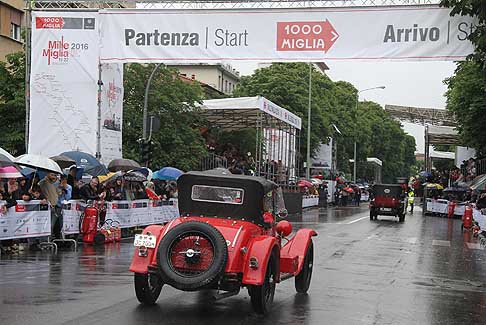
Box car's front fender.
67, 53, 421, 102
280, 228, 317, 276
242, 236, 279, 286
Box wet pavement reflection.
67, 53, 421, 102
2, 205, 486, 324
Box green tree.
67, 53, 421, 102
123, 64, 208, 171
356, 101, 416, 183
441, 0, 486, 157
234, 63, 416, 182
444, 61, 486, 156
234, 63, 331, 162
0, 52, 25, 155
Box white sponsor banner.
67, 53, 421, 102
62, 200, 84, 234
99, 6, 475, 63
302, 195, 319, 208
29, 12, 99, 156
312, 140, 333, 169
152, 199, 180, 224
0, 201, 51, 240
59, 199, 179, 234
129, 200, 153, 226
100, 63, 124, 165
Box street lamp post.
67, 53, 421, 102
143, 63, 162, 140
353, 86, 385, 183
306, 63, 312, 179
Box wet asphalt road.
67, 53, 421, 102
2, 205, 486, 325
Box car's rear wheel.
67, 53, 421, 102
249, 255, 277, 315
295, 241, 314, 293
134, 273, 163, 305
157, 221, 228, 291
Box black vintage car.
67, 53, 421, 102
370, 184, 406, 222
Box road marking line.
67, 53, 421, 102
405, 237, 418, 244
432, 240, 451, 247
466, 243, 483, 250
346, 216, 369, 224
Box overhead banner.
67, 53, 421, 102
99, 6, 475, 63
29, 11, 99, 156
100, 63, 124, 165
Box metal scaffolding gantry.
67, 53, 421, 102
29, 0, 439, 10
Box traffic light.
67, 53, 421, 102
140, 139, 152, 166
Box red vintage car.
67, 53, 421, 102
129, 170, 317, 314
369, 183, 406, 222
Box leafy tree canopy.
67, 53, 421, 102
234, 63, 416, 182
444, 61, 486, 156
123, 64, 207, 171
0, 52, 25, 156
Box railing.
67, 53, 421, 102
459, 158, 486, 182
199, 153, 228, 171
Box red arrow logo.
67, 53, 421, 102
276, 20, 339, 53
35, 17, 65, 29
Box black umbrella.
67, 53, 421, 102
108, 158, 141, 172
50, 155, 76, 170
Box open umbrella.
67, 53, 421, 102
153, 167, 183, 181
443, 187, 468, 193
50, 155, 76, 170
298, 180, 314, 188
0, 166, 23, 178
15, 154, 62, 174
0, 147, 16, 167
343, 187, 354, 193
61, 151, 107, 176
108, 158, 141, 172
124, 170, 147, 183
425, 183, 444, 190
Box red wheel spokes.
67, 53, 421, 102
169, 233, 215, 276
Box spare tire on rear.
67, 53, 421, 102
157, 221, 228, 291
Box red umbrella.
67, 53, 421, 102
298, 180, 314, 188
344, 187, 354, 193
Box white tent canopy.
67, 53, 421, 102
200, 96, 302, 130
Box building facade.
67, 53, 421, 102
169, 63, 240, 95
0, 0, 23, 61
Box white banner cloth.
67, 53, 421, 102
60, 199, 180, 234
99, 6, 474, 63
302, 195, 319, 208
29, 12, 99, 156
0, 200, 51, 240
100, 63, 124, 165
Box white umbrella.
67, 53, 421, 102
15, 154, 62, 174
0, 147, 16, 167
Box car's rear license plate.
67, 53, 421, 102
134, 234, 156, 248
381, 208, 392, 211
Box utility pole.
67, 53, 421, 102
306, 63, 312, 179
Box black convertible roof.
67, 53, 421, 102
183, 170, 278, 193
177, 170, 278, 223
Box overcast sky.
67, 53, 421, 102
231, 60, 457, 154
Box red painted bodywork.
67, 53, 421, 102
129, 216, 317, 287
372, 196, 400, 208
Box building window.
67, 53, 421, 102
191, 74, 195, 80
218, 76, 221, 90
10, 23, 21, 41
225, 80, 228, 93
